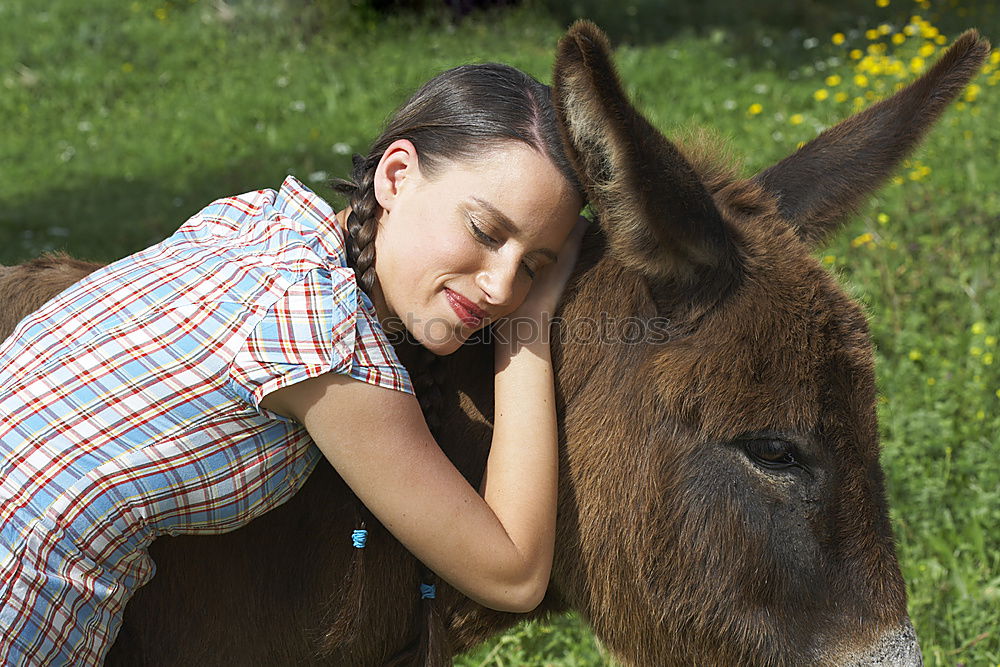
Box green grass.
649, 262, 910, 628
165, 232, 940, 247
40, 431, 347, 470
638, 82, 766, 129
2, 1, 998, 664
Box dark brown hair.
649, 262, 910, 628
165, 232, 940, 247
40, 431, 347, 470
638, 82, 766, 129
328, 63, 582, 666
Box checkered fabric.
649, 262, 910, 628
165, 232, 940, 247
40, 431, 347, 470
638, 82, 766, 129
0, 176, 412, 665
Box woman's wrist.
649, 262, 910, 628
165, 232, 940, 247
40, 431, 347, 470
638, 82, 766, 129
493, 314, 554, 365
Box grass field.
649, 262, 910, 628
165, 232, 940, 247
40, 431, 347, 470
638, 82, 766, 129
1, 0, 997, 664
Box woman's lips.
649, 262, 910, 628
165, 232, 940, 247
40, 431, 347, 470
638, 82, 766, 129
444, 288, 487, 328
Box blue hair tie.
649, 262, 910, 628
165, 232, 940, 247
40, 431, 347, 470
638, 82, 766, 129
419, 583, 436, 599
351, 529, 368, 549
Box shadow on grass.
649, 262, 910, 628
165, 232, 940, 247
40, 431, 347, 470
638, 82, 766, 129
0, 154, 354, 267
540, 0, 998, 68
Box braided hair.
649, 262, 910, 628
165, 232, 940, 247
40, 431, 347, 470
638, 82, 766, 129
324, 62, 582, 666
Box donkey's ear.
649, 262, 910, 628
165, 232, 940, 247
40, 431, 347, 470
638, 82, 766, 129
553, 21, 735, 284
754, 30, 990, 248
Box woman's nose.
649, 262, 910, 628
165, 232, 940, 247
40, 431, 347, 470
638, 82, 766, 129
476, 258, 520, 309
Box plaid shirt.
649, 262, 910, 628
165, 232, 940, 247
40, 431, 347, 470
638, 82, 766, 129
0, 176, 412, 665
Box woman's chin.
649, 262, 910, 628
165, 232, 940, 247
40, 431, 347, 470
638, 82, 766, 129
406, 323, 468, 356
418, 336, 466, 356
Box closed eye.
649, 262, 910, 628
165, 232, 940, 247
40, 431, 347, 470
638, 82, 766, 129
469, 216, 538, 280
469, 217, 499, 246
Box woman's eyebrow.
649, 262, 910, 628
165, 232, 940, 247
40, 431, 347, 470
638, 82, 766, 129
470, 196, 558, 261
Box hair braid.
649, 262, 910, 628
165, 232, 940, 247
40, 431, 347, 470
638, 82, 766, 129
335, 154, 381, 297
410, 348, 445, 435
329, 156, 451, 665
322, 155, 382, 652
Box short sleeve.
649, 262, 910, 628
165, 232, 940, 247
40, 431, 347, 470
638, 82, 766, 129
352, 288, 415, 392
227, 267, 414, 416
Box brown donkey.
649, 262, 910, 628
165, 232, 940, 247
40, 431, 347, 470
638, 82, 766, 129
0, 21, 988, 666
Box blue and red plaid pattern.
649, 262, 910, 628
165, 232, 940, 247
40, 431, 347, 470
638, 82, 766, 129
0, 176, 412, 665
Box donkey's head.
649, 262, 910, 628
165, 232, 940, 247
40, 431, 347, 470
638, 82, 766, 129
548, 21, 988, 665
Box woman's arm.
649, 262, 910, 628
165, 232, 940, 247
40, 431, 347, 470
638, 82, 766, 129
261, 217, 586, 612
262, 328, 558, 612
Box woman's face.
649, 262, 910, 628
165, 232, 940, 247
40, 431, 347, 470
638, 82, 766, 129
370, 139, 582, 355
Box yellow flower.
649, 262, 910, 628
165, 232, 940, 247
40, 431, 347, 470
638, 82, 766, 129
823, 254, 836, 264
790, 113, 804, 125
877, 212, 890, 224
825, 74, 842, 86
904, 24, 917, 37
909, 350, 923, 361
910, 57, 925, 73
986, 335, 997, 347
926, 377, 936, 386
814, 88, 830, 101
832, 33, 846, 45
877, 0, 890, 6
866, 28, 880, 40
154, 6, 168, 21
892, 175, 904, 185
748, 103, 763, 115
835, 91, 849, 103
984, 353, 995, 365
850, 49, 864, 60
965, 84, 982, 102
892, 33, 906, 45
921, 25, 939, 39
878, 23, 892, 35
854, 74, 869, 87
918, 43, 936, 58
851, 232, 874, 247
991, 52, 1000, 65
976, 409, 986, 420
995, 388, 1000, 399
121, 62, 134, 73
972, 322, 986, 335
971, 346, 984, 357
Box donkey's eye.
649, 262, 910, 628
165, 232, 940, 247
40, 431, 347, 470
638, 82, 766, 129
743, 439, 800, 470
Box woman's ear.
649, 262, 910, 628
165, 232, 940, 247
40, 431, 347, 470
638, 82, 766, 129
373, 139, 419, 212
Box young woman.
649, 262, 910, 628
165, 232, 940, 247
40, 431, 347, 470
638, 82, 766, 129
0, 63, 585, 664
